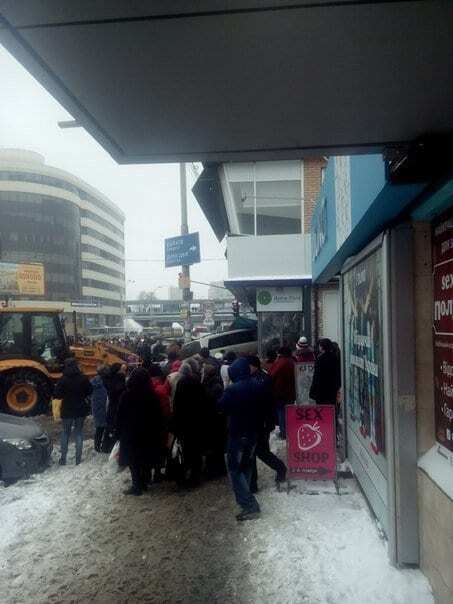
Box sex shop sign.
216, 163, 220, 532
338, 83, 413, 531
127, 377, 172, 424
433, 210, 453, 455
286, 405, 337, 482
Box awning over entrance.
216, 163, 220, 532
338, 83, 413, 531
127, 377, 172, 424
1, 2, 453, 163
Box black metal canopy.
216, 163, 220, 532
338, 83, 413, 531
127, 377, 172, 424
1, 1, 452, 163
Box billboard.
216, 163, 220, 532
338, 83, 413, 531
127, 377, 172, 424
433, 211, 453, 454
0, 262, 45, 296
343, 248, 386, 465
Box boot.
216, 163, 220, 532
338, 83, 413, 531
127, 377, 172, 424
123, 486, 143, 496
236, 509, 261, 522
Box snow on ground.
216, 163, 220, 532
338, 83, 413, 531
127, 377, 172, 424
1, 435, 433, 604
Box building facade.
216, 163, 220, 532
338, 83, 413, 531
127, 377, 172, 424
311, 153, 453, 603
0, 149, 125, 331
193, 159, 329, 351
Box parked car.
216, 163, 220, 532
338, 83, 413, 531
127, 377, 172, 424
0, 413, 52, 484
181, 328, 258, 358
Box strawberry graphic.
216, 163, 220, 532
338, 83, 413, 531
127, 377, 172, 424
297, 422, 322, 451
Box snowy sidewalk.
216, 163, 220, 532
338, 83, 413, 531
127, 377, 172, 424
1, 443, 433, 604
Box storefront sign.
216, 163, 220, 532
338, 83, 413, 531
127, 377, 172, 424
286, 405, 336, 480
295, 362, 315, 404
256, 287, 303, 312
433, 212, 453, 454
0, 262, 45, 296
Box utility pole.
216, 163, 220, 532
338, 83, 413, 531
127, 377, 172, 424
180, 163, 192, 342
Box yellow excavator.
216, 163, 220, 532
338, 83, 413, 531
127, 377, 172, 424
0, 307, 139, 416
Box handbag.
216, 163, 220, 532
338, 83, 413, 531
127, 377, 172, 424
51, 398, 62, 421
108, 440, 121, 470
167, 437, 184, 481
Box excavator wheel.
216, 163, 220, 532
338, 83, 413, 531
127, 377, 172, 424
1, 369, 51, 416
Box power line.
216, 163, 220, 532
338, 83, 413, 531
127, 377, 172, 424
125, 257, 225, 262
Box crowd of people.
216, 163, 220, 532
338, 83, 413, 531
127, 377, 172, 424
54, 335, 341, 521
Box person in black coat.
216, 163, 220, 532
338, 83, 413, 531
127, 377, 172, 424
171, 362, 209, 488
54, 358, 93, 466
309, 338, 341, 405
115, 368, 162, 496
103, 362, 127, 452
202, 362, 226, 478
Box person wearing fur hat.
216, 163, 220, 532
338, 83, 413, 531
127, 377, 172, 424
294, 336, 315, 363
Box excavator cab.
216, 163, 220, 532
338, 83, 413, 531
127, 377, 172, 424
0, 307, 138, 416
0, 308, 69, 415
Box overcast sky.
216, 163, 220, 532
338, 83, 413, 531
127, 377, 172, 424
0, 45, 227, 300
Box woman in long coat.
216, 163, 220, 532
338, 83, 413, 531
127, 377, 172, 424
171, 362, 209, 488
116, 368, 162, 496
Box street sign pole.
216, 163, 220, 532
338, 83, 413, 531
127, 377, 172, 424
180, 163, 192, 342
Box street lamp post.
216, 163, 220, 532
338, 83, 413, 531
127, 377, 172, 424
180, 163, 192, 342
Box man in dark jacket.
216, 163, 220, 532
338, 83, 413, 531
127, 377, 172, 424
116, 368, 162, 495
248, 357, 287, 492
218, 357, 263, 521
54, 358, 93, 465
90, 364, 108, 452
202, 362, 226, 478
270, 347, 296, 439
309, 338, 341, 405
103, 363, 127, 452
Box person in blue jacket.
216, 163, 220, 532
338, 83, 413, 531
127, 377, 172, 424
90, 364, 108, 452
218, 357, 263, 521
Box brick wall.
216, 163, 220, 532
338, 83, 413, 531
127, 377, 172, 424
304, 157, 327, 233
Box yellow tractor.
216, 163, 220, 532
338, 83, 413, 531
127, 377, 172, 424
0, 307, 139, 416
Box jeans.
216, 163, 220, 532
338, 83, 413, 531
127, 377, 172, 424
251, 431, 287, 491
60, 417, 85, 463
226, 436, 260, 513
277, 405, 287, 439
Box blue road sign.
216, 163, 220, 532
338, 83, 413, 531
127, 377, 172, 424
164, 232, 201, 268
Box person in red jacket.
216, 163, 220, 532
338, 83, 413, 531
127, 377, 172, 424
149, 364, 172, 482
269, 347, 296, 439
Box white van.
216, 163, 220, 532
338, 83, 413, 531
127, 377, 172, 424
181, 328, 257, 358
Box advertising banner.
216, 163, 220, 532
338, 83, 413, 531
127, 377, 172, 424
433, 211, 453, 454
286, 405, 336, 480
256, 287, 303, 312
295, 362, 315, 404
0, 262, 45, 296
343, 249, 386, 467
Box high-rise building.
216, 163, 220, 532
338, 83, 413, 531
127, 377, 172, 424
0, 149, 125, 331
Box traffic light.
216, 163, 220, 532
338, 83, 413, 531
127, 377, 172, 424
232, 299, 240, 317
